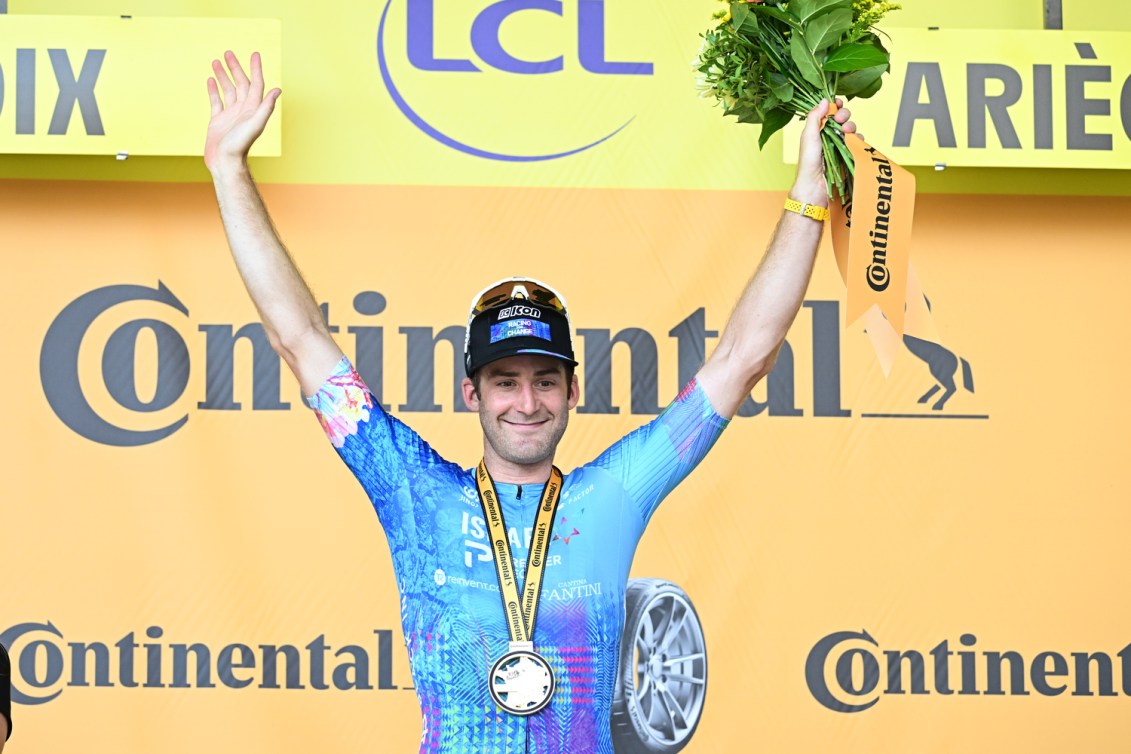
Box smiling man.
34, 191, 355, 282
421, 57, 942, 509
205, 52, 853, 754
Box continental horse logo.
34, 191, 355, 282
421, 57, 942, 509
902, 296, 975, 411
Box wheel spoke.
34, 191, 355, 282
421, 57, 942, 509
640, 610, 657, 646
665, 672, 705, 686
650, 599, 674, 647
642, 682, 660, 718
646, 686, 664, 729
636, 671, 652, 698
635, 661, 648, 696
663, 651, 705, 667
659, 604, 688, 653
659, 684, 690, 731
653, 686, 676, 739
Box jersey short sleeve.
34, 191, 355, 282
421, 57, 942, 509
304, 356, 454, 552
587, 376, 729, 526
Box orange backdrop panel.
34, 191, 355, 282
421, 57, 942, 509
2, 179, 1130, 752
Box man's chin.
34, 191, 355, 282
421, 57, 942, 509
493, 435, 558, 467
502, 445, 553, 467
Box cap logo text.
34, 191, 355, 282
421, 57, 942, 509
499, 305, 541, 320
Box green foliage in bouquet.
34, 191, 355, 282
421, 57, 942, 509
697, 0, 900, 201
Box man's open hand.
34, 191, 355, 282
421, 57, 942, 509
204, 51, 280, 174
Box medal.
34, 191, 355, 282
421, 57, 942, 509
475, 463, 563, 716
489, 641, 556, 715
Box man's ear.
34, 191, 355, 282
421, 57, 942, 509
568, 374, 580, 410
461, 377, 479, 411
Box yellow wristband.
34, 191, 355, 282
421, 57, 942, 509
784, 198, 829, 222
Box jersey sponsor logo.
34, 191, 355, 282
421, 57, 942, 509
552, 514, 581, 544
542, 579, 601, 601
375, 0, 651, 161
445, 574, 502, 591
463, 512, 537, 567
562, 482, 594, 504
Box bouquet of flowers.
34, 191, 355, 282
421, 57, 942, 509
696, 0, 901, 201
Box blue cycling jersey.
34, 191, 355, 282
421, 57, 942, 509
307, 357, 728, 753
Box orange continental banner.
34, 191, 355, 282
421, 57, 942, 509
840, 137, 916, 334
828, 137, 920, 374
3, 178, 1131, 753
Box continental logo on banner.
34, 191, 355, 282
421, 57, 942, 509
39, 283, 984, 446
806, 629, 1131, 713
375, 0, 652, 160
0, 15, 280, 156
787, 28, 1131, 170
0, 621, 402, 706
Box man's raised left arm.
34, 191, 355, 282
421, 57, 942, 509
697, 99, 855, 418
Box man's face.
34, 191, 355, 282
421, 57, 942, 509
462, 354, 580, 468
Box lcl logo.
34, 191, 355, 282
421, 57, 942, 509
376, 0, 652, 161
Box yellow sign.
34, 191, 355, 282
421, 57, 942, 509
0, 1, 776, 189
0, 15, 281, 156
3, 2, 1131, 196
788, 28, 1131, 169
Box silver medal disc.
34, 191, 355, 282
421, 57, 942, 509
489, 649, 555, 716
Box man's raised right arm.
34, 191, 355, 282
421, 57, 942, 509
205, 51, 343, 396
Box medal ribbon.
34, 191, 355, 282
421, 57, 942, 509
475, 462, 562, 643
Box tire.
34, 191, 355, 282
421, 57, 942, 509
610, 578, 708, 754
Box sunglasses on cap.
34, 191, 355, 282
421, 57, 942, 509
463, 277, 577, 375
467, 277, 570, 319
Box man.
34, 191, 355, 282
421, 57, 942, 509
1, 641, 10, 751
205, 52, 853, 753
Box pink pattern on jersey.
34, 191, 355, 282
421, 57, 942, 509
307, 360, 374, 448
